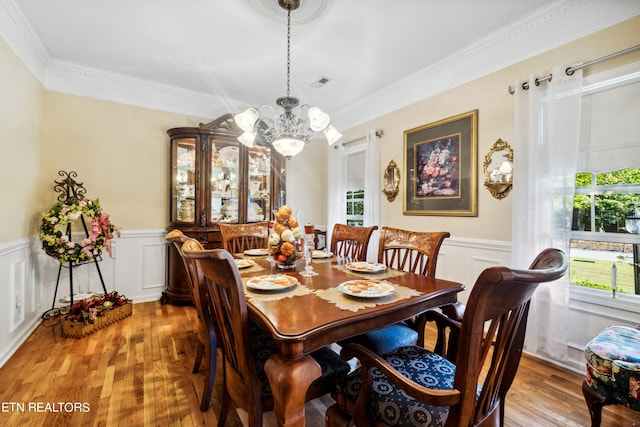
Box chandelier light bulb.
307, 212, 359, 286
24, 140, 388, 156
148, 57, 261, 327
234, 108, 259, 132
308, 107, 330, 131
273, 137, 306, 159
323, 125, 343, 145
238, 130, 257, 147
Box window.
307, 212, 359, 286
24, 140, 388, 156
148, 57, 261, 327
345, 150, 365, 226
570, 168, 640, 294
569, 62, 640, 295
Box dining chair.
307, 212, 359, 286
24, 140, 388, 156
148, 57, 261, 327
343, 227, 451, 355
165, 230, 218, 411
218, 221, 269, 254
329, 223, 378, 261
326, 248, 568, 427
182, 244, 351, 426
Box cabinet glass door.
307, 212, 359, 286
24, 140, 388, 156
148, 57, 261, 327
248, 146, 271, 222
211, 142, 240, 223
172, 138, 196, 223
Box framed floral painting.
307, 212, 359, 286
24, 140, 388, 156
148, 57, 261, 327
403, 110, 478, 216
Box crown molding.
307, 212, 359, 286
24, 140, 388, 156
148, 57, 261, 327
0, 0, 49, 81
44, 60, 242, 119
331, 0, 640, 130
1, 0, 639, 125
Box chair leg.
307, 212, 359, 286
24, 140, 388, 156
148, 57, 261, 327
582, 380, 612, 427
199, 346, 216, 411
193, 340, 205, 373
217, 383, 231, 427
326, 403, 354, 427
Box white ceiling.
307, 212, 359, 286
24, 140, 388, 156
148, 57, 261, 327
1, 0, 639, 130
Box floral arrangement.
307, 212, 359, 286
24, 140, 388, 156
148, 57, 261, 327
268, 205, 303, 265
62, 292, 130, 324
40, 197, 120, 265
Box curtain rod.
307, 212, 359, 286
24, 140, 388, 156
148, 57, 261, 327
336, 129, 384, 148
508, 44, 640, 94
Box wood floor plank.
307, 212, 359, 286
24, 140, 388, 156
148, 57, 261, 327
1, 300, 639, 426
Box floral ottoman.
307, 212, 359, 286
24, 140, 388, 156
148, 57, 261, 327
584, 324, 640, 416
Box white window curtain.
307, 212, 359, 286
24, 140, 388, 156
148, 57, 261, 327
363, 129, 381, 261
512, 65, 583, 363
327, 142, 347, 247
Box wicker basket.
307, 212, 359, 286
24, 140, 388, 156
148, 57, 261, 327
62, 302, 132, 339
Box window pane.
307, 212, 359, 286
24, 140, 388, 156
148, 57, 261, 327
594, 193, 640, 233
596, 169, 640, 185
572, 194, 592, 231
575, 172, 592, 187
570, 240, 637, 294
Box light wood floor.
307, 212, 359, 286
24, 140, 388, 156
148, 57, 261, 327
1, 300, 639, 426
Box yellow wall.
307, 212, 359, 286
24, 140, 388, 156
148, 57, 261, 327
38, 93, 206, 231
341, 16, 640, 242
0, 37, 44, 242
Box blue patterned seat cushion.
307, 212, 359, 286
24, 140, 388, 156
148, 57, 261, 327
347, 322, 419, 355
336, 345, 463, 427
584, 324, 640, 411
250, 330, 350, 398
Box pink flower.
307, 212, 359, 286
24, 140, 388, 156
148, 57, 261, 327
50, 217, 59, 224
79, 200, 87, 207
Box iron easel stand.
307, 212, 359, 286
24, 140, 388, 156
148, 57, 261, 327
41, 171, 108, 320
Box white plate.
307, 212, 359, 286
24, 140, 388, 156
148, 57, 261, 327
246, 274, 298, 291
235, 259, 255, 269
243, 248, 269, 256
312, 250, 332, 259
338, 280, 395, 298
345, 261, 387, 273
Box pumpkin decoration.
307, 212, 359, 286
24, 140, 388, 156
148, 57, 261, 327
268, 205, 303, 267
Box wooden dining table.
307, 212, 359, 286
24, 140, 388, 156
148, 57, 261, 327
237, 255, 464, 427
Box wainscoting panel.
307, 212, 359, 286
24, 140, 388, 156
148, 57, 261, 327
0, 230, 167, 368
437, 237, 512, 305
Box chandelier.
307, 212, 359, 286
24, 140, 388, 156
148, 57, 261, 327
234, 0, 342, 159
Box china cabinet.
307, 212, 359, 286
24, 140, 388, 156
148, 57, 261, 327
162, 114, 286, 304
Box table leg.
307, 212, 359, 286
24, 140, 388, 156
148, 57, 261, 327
264, 353, 322, 427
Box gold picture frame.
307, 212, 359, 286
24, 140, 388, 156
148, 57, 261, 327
403, 110, 478, 216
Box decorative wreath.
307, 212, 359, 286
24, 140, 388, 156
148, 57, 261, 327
40, 197, 120, 265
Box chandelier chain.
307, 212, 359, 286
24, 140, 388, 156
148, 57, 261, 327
286, 9, 291, 97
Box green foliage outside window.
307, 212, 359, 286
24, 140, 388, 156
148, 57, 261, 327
573, 168, 640, 233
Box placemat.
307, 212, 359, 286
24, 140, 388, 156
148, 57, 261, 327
242, 277, 312, 303
308, 255, 335, 264
235, 252, 270, 260
331, 264, 407, 280
238, 262, 266, 275
313, 283, 422, 312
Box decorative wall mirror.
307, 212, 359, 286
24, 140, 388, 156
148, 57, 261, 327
483, 139, 513, 199
382, 160, 400, 202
